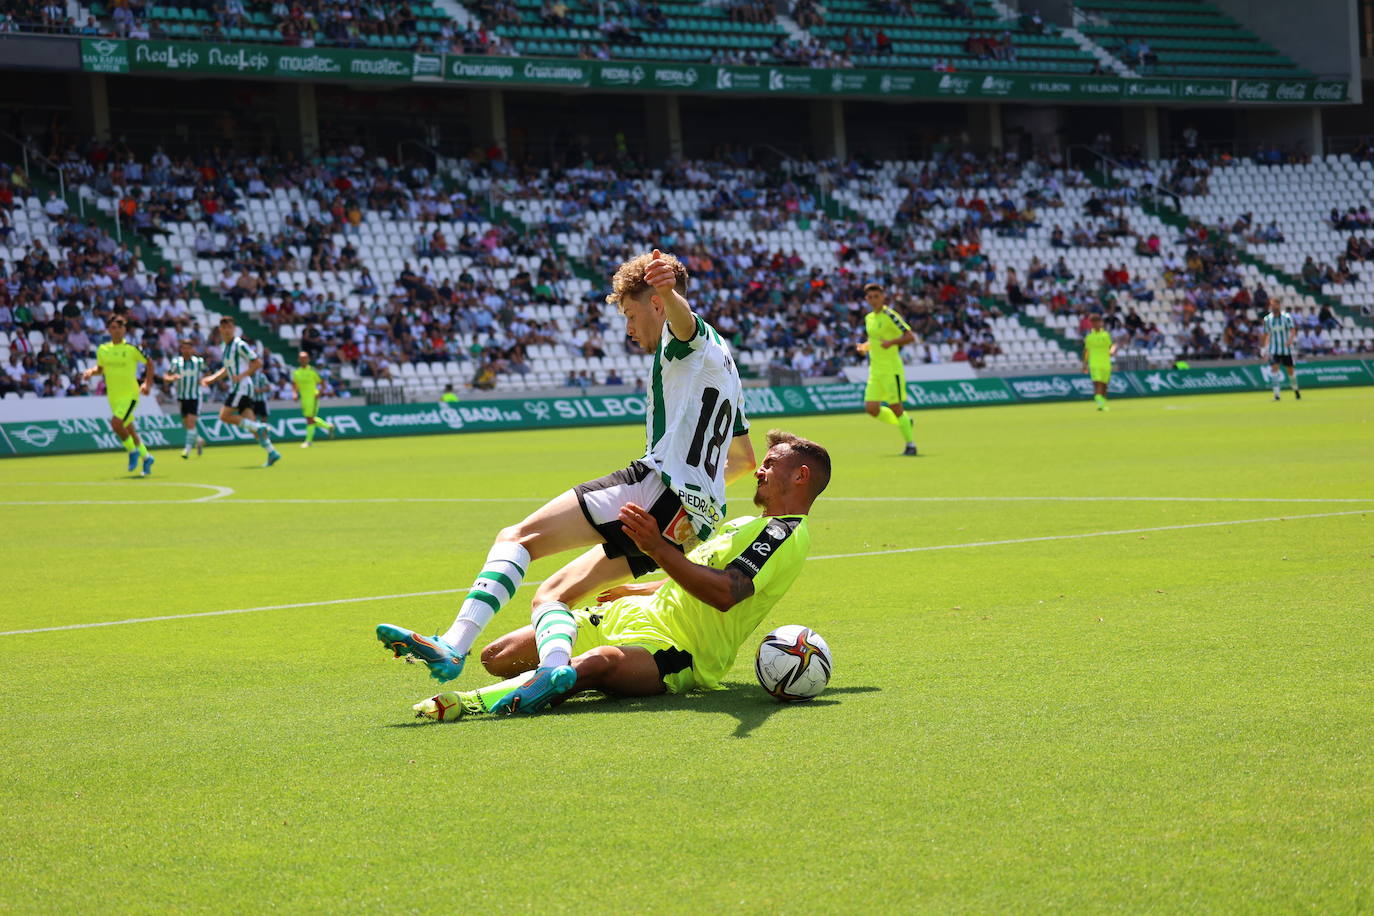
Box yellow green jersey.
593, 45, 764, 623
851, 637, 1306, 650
864, 306, 912, 370
650, 514, 810, 689
96, 341, 148, 402
1083, 329, 1113, 364
293, 366, 322, 403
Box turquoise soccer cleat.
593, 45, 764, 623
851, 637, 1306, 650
141, 454, 155, 476
127, 450, 139, 472
488, 665, 576, 715
376, 624, 466, 683
265, 450, 282, 468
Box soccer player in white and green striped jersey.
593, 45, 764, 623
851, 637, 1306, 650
164, 339, 207, 459
1260, 300, 1301, 401
413, 430, 827, 720
377, 248, 756, 691
201, 317, 281, 467
292, 351, 334, 447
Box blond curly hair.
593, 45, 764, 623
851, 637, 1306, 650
605, 251, 689, 307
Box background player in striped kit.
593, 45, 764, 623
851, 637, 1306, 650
1260, 300, 1301, 401
201, 316, 281, 467
164, 338, 207, 459
291, 350, 334, 448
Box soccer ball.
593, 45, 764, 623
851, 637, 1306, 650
754, 625, 833, 702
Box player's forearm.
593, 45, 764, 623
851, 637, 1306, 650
722, 434, 756, 485
649, 548, 741, 612
662, 289, 696, 341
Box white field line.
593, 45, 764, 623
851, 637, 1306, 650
1, 507, 1366, 638
0, 482, 234, 505
3, 491, 1373, 507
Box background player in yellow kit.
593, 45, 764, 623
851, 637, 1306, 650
81, 315, 156, 476
291, 351, 334, 448
1082, 314, 1118, 411
856, 283, 917, 455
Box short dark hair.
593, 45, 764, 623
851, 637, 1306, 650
766, 429, 831, 497
863, 282, 884, 294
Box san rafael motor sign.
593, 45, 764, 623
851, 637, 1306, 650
81, 38, 129, 73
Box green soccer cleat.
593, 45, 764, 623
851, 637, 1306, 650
376, 623, 466, 683
413, 691, 485, 722
488, 665, 576, 715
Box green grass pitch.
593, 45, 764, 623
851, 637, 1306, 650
2, 389, 1372, 912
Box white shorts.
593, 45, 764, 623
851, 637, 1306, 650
573, 460, 695, 577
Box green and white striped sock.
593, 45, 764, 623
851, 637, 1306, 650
533, 601, 577, 669
443, 541, 530, 653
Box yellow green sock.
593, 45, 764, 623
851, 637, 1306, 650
897, 412, 915, 444
121, 436, 135, 452
316, 417, 333, 431
305, 425, 316, 443
1094, 394, 1106, 408
137, 441, 150, 458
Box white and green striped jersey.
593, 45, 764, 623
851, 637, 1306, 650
221, 336, 259, 398
169, 355, 206, 400
643, 314, 749, 539
1263, 312, 1296, 355
252, 371, 271, 399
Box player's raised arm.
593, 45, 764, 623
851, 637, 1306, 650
201, 365, 226, 386
619, 502, 753, 612
646, 247, 696, 342
723, 432, 757, 485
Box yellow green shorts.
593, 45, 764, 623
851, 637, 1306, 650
1088, 360, 1112, 384
571, 598, 698, 694
108, 395, 138, 422
864, 366, 906, 405
300, 399, 318, 417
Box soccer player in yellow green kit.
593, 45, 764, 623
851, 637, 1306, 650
291, 351, 334, 448
856, 283, 917, 455
412, 429, 828, 720
81, 315, 156, 476
1082, 313, 1118, 411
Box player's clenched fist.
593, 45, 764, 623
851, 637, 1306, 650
619, 501, 665, 556
644, 248, 677, 292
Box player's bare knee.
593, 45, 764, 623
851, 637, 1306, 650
495, 522, 536, 548
864, 403, 880, 417
890, 405, 905, 417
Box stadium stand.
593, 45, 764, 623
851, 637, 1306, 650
810, 0, 1098, 73
7, 141, 1372, 403
0, 0, 465, 50
1075, 0, 1311, 79
0, 157, 272, 400
0, 0, 1324, 83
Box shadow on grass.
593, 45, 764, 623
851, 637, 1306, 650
385, 683, 880, 738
